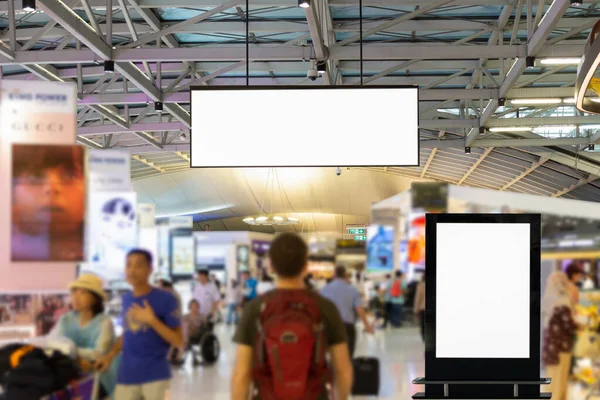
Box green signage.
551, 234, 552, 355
348, 227, 366, 235
354, 235, 367, 241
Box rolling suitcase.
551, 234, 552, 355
352, 357, 380, 396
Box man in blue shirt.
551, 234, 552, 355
96, 249, 183, 400
241, 271, 258, 303
321, 266, 374, 357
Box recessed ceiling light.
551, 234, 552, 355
511, 98, 562, 105
539, 58, 581, 65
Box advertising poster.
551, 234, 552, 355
0, 292, 70, 343
87, 150, 131, 192
11, 144, 86, 262
171, 229, 195, 276
366, 225, 395, 272
83, 192, 138, 281
408, 214, 426, 268
0, 80, 78, 292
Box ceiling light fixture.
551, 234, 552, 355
22, 0, 36, 11
298, 0, 310, 8
243, 167, 300, 227
104, 60, 115, 74
540, 58, 581, 65
465, 147, 471, 154
243, 216, 300, 226
511, 98, 562, 105
563, 98, 577, 104
488, 127, 533, 132
532, 125, 576, 132
570, 0, 582, 6
316, 61, 327, 75
526, 56, 535, 68
154, 101, 163, 112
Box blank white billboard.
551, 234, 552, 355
190, 87, 419, 167
436, 223, 530, 358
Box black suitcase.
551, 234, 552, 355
352, 357, 380, 396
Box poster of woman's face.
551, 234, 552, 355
11, 144, 86, 262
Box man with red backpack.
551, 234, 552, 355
231, 233, 353, 400
386, 271, 406, 328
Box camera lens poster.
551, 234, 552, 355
82, 192, 138, 282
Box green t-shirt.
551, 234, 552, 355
233, 289, 348, 399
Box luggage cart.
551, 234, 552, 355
40, 374, 101, 400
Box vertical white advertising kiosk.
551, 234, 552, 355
413, 213, 550, 399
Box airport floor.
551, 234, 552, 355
170, 323, 423, 399
167, 322, 600, 400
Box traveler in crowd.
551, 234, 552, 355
321, 266, 375, 357
384, 271, 406, 328
95, 249, 183, 400
182, 299, 207, 351
240, 270, 258, 305
225, 279, 241, 325
157, 277, 182, 315
193, 270, 221, 319
158, 277, 185, 366
54, 274, 118, 397
565, 263, 584, 303
304, 273, 316, 290
256, 270, 275, 296
413, 274, 426, 342
381, 274, 392, 328
542, 270, 580, 400
231, 233, 353, 400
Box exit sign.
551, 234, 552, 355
354, 235, 367, 241
348, 228, 366, 235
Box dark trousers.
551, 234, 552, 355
419, 310, 425, 342
382, 302, 392, 328
392, 303, 404, 327
345, 323, 357, 357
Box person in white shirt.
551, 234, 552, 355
193, 270, 221, 319
256, 271, 275, 296
225, 279, 242, 325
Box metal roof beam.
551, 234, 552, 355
458, 147, 494, 184
0, 44, 583, 65
76, 86, 576, 106
465, 0, 571, 147
122, 0, 241, 49
1, 0, 531, 11
1, 20, 501, 42
501, 157, 548, 190
37, 0, 112, 60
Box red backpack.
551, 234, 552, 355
252, 290, 331, 400
390, 280, 402, 297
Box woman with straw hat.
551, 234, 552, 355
54, 273, 119, 398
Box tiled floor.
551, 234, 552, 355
168, 322, 600, 399
170, 324, 426, 399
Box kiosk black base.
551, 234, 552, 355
412, 378, 552, 399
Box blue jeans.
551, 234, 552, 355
391, 303, 404, 327
226, 303, 239, 325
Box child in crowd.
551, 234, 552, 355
182, 299, 207, 349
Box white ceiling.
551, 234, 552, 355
132, 167, 414, 227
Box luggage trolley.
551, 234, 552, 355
41, 374, 102, 400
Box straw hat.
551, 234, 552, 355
68, 274, 107, 300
